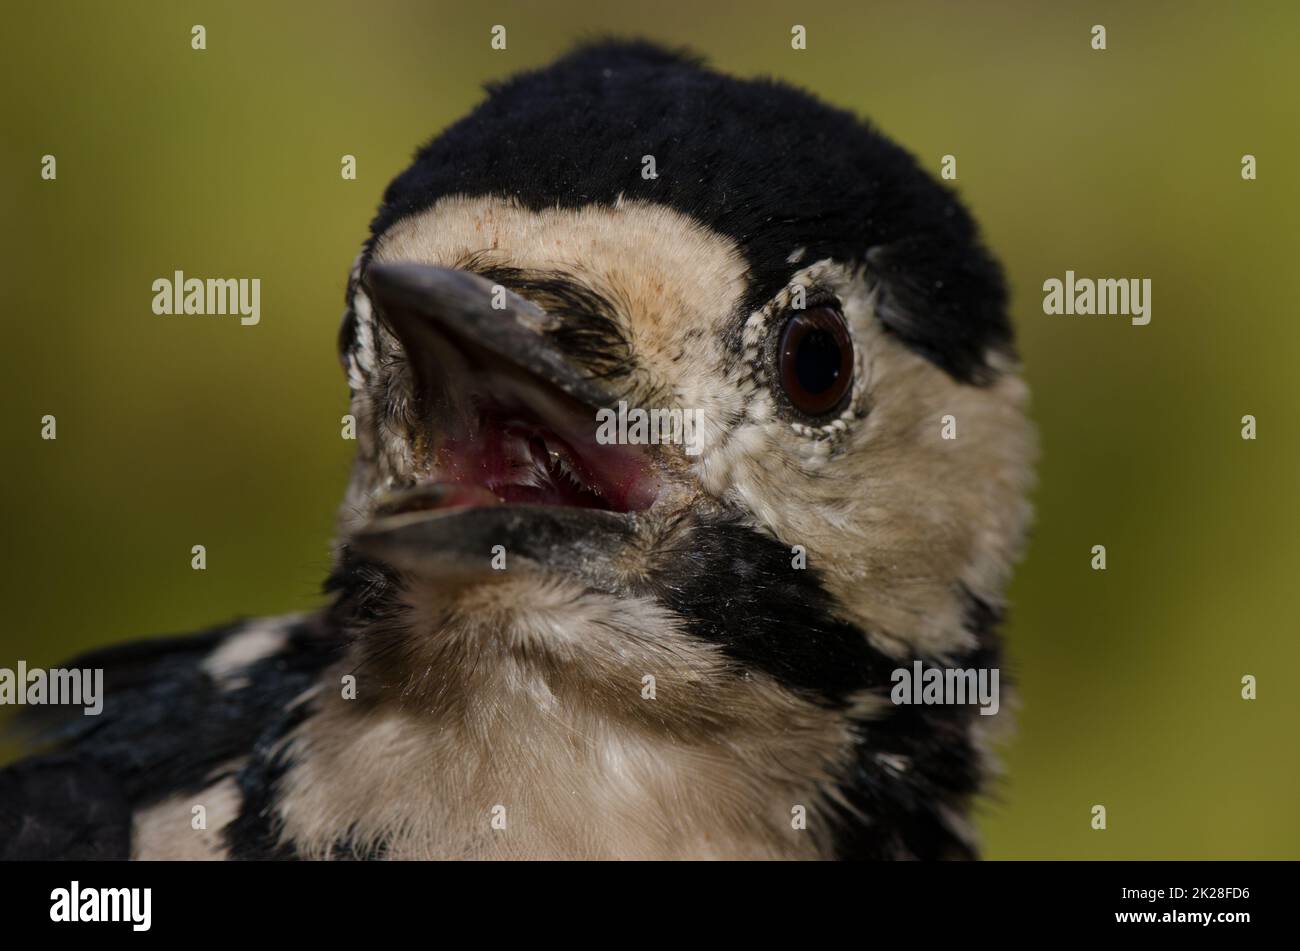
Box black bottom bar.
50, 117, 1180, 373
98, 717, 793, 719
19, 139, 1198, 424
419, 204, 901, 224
0, 859, 1280, 938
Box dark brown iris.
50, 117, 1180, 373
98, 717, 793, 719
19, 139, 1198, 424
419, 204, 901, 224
778, 306, 854, 416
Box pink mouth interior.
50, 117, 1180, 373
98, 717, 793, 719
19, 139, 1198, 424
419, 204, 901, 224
375, 302, 664, 518
430, 402, 658, 513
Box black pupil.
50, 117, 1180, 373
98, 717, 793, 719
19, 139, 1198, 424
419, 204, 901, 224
795, 328, 842, 394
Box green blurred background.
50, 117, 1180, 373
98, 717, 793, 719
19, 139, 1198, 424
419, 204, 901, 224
2, 1, 1297, 858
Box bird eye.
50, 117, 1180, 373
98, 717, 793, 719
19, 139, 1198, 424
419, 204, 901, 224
778, 306, 854, 417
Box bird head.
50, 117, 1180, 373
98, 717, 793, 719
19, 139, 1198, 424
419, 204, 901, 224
323, 41, 1033, 856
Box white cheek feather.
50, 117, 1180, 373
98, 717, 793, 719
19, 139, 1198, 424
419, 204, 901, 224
701, 260, 1032, 660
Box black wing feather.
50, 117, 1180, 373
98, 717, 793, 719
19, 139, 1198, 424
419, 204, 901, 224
1, 614, 340, 859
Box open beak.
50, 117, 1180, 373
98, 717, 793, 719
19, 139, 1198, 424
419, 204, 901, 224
351, 262, 659, 581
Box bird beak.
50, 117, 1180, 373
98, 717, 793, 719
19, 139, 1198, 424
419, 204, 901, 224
350, 503, 637, 588
350, 262, 659, 586
362, 263, 616, 414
